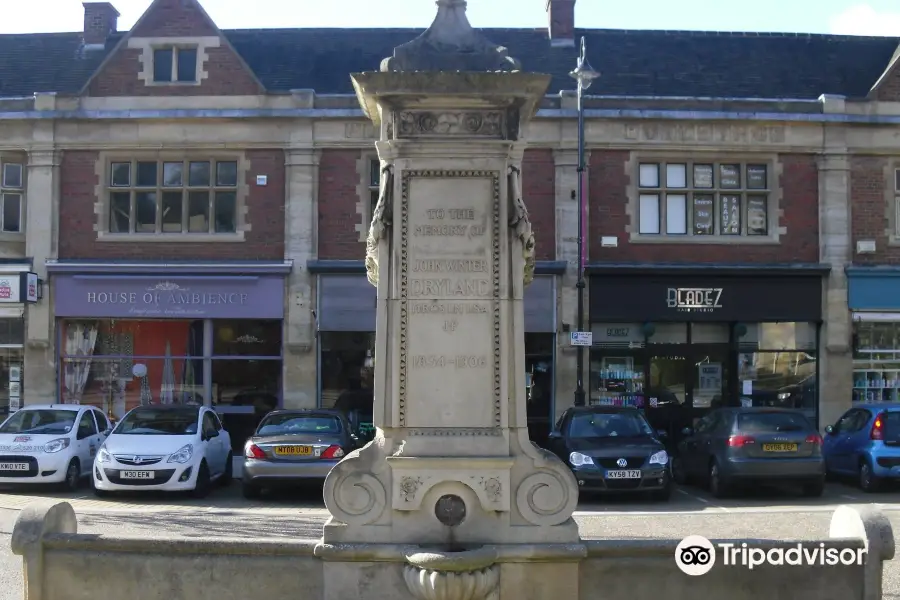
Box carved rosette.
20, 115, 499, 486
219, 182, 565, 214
396, 111, 504, 138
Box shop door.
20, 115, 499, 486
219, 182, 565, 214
644, 346, 691, 445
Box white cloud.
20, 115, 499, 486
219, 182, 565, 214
830, 4, 900, 36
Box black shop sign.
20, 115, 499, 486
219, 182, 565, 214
590, 275, 822, 322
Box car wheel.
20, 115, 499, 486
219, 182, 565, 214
242, 482, 262, 499
859, 459, 880, 493
191, 461, 211, 499
218, 452, 233, 487
709, 460, 730, 498
62, 459, 80, 492
801, 478, 825, 497
671, 456, 688, 485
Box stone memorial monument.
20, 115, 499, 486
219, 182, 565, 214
319, 1, 581, 596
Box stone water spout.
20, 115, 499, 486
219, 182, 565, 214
403, 495, 499, 600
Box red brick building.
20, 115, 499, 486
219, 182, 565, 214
1, 0, 899, 447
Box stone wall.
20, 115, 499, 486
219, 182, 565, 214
9, 501, 894, 600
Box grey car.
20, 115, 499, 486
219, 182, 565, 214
672, 407, 825, 498
241, 409, 360, 499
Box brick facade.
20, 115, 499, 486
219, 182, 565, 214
521, 149, 556, 261
588, 150, 819, 263
850, 155, 898, 264
58, 149, 285, 260
86, 0, 262, 97
316, 148, 557, 261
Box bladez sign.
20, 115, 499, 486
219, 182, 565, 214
667, 288, 723, 313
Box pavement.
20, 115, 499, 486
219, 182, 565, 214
1, 480, 899, 599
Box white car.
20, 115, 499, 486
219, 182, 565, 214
0, 404, 112, 490
93, 404, 232, 497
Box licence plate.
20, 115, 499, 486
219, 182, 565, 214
762, 443, 798, 452
120, 470, 154, 479
0, 462, 28, 471
274, 445, 312, 456
606, 469, 642, 479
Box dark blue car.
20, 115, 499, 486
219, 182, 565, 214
822, 403, 900, 492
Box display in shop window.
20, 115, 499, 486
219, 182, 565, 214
747, 196, 768, 236
746, 165, 767, 189
693, 164, 713, 188
720, 195, 741, 234
591, 356, 645, 407
719, 164, 740, 188
692, 194, 714, 235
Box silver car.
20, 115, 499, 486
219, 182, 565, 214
241, 409, 360, 499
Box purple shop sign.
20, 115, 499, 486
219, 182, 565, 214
54, 275, 285, 319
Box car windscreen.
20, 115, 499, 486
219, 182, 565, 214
737, 411, 810, 434
567, 411, 653, 438
882, 411, 900, 442
0, 410, 77, 435
257, 415, 342, 436
114, 409, 199, 435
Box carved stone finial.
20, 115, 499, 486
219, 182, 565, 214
380, 0, 521, 72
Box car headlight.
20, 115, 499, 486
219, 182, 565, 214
96, 446, 111, 463
778, 392, 790, 400
167, 444, 194, 464
43, 438, 70, 454
569, 451, 594, 467
649, 450, 669, 465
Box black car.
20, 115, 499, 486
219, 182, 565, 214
672, 407, 825, 498
547, 406, 672, 500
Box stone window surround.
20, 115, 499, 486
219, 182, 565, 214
93, 150, 250, 243
355, 152, 380, 242
129, 36, 220, 88
624, 151, 785, 245
0, 153, 25, 242
886, 161, 900, 246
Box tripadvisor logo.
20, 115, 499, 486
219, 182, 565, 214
675, 535, 866, 576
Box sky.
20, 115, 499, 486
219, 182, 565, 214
1, 0, 900, 35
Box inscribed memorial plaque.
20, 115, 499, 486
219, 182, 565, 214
400, 172, 500, 428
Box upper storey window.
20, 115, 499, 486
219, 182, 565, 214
637, 161, 770, 238
0, 162, 22, 233
153, 46, 198, 83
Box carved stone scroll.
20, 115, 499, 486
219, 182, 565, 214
508, 165, 535, 286
366, 164, 394, 287
396, 111, 504, 138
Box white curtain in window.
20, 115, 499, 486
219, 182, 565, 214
666, 194, 687, 234
666, 164, 687, 188
63, 322, 99, 404
639, 164, 659, 187
639, 194, 660, 234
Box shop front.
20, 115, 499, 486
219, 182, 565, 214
0, 263, 40, 415
310, 261, 562, 442
587, 265, 826, 435
49, 261, 291, 451
847, 267, 900, 405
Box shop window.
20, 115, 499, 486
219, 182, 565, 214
0, 162, 23, 233
853, 320, 900, 404
212, 320, 282, 357
107, 158, 239, 235
739, 322, 816, 351
646, 323, 687, 344
589, 351, 647, 408
319, 331, 374, 412
637, 161, 770, 238
0, 317, 24, 415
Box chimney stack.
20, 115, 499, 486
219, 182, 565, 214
83, 2, 119, 46
546, 0, 576, 47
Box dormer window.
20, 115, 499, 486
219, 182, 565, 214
152, 46, 198, 83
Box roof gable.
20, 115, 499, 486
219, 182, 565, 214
80, 0, 263, 97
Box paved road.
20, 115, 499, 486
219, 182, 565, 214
1, 480, 899, 599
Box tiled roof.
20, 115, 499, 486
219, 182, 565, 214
0, 27, 897, 100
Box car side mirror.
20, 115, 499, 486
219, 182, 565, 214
548, 431, 561, 439
102, 428, 112, 436
824, 425, 835, 435
656, 430, 668, 438
681, 427, 693, 436
204, 430, 219, 440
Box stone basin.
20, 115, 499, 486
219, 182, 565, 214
404, 545, 498, 572
403, 545, 500, 600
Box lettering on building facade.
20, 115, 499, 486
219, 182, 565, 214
623, 123, 786, 144
344, 123, 378, 139
666, 287, 723, 313
398, 170, 502, 430
395, 111, 504, 138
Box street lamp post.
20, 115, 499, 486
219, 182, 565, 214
570, 37, 599, 407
